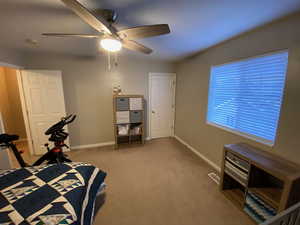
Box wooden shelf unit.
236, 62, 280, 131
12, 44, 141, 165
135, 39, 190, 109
223, 188, 245, 209
220, 143, 300, 222
113, 95, 145, 149
248, 187, 282, 209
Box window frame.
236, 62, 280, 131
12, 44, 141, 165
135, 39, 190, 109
206, 50, 289, 147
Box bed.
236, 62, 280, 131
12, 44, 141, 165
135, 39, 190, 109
0, 162, 106, 225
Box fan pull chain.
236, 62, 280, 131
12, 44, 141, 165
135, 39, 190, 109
108, 51, 111, 70
114, 52, 118, 67
107, 52, 120, 70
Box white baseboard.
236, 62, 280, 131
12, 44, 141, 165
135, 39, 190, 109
71, 137, 152, 150
174, 135, 221, 172
71, 141, 115, 150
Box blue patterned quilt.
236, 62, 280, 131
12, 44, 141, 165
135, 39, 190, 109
0, 162, 106, 225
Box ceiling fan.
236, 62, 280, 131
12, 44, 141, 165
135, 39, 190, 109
42, 0, 171, 54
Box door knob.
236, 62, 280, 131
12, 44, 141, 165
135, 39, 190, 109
152, 110, 155, 114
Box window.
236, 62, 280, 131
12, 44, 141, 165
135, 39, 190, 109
207, 51, 288, 146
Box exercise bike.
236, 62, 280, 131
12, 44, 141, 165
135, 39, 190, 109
0, 114, 76, 167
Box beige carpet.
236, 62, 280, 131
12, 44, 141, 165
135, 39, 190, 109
8, 141, 33, 168
68, 137, 254, 225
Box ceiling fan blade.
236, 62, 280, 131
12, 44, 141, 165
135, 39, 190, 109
122, 40, 153, 54
60, 0, 117, 35
118, 24, 170, 40
42, 33, 103, 38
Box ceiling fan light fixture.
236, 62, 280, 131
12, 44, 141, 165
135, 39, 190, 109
100, 38, 122, 52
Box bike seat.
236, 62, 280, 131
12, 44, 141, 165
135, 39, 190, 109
0, 134, 19, 144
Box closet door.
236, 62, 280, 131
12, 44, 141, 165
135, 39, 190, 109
149, 73, 176, 139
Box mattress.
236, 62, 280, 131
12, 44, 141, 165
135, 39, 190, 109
0, 162, 106, 225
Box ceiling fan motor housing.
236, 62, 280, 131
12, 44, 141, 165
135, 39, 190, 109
95, 9, 118, 24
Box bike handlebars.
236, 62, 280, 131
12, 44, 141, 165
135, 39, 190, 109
64, 114, 76, 125
45, 114, 76, 135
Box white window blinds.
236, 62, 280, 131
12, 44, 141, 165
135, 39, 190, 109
207, 51, 288, 145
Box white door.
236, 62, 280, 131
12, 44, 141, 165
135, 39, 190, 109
149, 73, 176, 139
21, 70, 68, 155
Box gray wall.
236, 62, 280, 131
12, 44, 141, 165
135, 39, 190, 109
23, 53, 174, 147
175, 13, 300, 166
0, 48, 24, 67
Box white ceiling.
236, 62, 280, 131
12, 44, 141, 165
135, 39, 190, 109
1, 0, 300, 61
